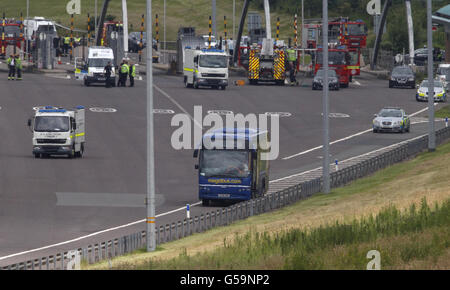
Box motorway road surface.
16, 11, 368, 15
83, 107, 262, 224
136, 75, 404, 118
0, 70, 447, 265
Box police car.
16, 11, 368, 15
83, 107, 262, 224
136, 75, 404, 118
416, 79, 447, 102
372, 107, 410, 133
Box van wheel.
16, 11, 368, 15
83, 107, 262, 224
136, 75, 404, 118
184, 76, 192, 88
69, 147, 75, 159
34, 153, 40, 158
75, 144, 84, 158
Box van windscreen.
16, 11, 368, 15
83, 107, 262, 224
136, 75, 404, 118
88, 58, 113, 67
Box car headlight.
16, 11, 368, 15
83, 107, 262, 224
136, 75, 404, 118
373, 120, 380, 126
391, 77, 395, 81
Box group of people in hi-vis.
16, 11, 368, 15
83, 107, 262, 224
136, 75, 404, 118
103, 58, 136, 88
7, 54, 23, 81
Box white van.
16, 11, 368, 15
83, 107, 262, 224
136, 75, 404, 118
183, 48, 229, 90
84, 46, 116, 87
437, 64, 450, 89
23, 17, 57, 40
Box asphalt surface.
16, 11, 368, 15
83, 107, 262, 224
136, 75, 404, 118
0, 69, 447, 266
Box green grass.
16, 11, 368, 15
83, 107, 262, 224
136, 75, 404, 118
435, 105, 450, 119
93, 198, 450, 270
2, 0, 295, 41
85, 140, 450, 270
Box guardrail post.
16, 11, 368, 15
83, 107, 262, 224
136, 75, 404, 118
200, 214, 204, 232
99, 243, 102, 261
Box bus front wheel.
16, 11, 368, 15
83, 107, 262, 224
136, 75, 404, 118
202, 199, 210, 206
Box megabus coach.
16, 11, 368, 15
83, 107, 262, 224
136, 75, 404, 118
193, 128, 270, 206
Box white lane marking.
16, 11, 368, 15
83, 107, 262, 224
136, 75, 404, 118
265, 112, 292, 118
0, 201, 202, 261
154, 84, 202, 129
153, 109, 175, 114
207, 110, 233, 115
45, 74, 71, 80
354, 80, 362, 86
271, 132, 429, 184
329, 113, 350, 118
90, 107, 117, 113
282, 104, 437, 160
321, 112, 351, 118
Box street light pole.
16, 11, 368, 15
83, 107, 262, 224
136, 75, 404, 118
322, 0, 330, 194
164, 0, 166, 64
95, 0, 98, 42
122, 0, 129, 57
233, 0, 235, 41
427, 0, 435, 152
212, 0, 217, 38
301, 0, 304, 66
146, 0, 156, 252
26, 0, 29, 57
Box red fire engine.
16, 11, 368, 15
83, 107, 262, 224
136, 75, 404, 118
315, 45, 351, 88
1, 21, 25, 58
328, 18, 367, 77
303, 23, 321, 49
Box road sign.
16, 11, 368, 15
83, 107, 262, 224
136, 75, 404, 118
366, 0, 381, 15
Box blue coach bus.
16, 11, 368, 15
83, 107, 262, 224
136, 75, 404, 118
193, 128, 270, 206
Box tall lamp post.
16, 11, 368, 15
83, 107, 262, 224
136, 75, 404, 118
427, 0, 435, 152
322, 0, 330, 194
146, 0, 156, 252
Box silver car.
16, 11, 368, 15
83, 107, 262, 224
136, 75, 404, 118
373, 107, 410, 133
416, 80, 447, 102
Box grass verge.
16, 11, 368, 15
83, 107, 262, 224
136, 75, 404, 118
435, 105, 450, 119
85, 140, 450, 270
2, 0, 294, 41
